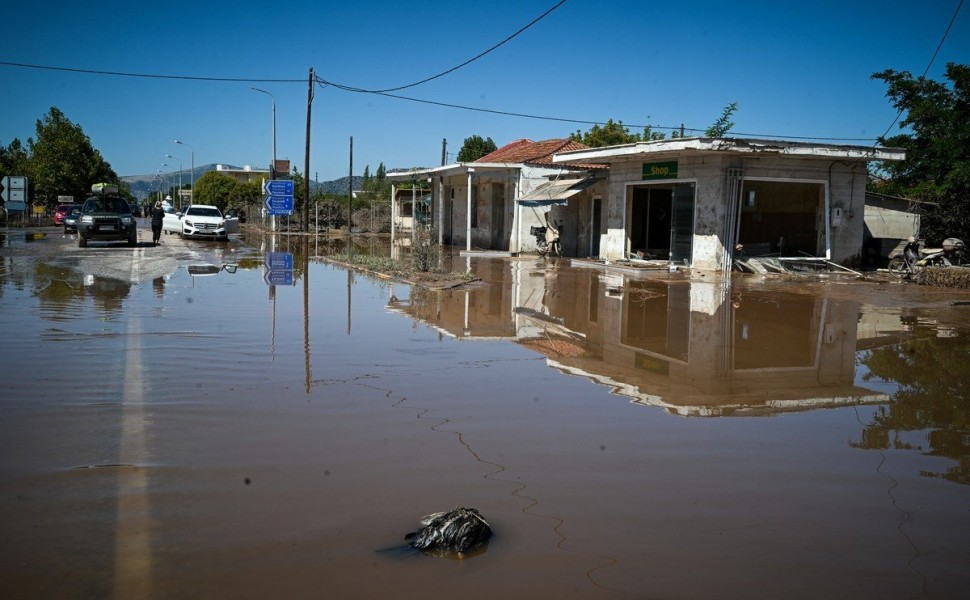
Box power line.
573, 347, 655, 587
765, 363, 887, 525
315, 78, 880, 142
0, 60, 304, 83
325, 0, 567, 94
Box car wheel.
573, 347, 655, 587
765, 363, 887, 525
78, 235, 87, 248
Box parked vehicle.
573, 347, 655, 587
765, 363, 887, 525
63, 205, 83, 233
530, 219, 562, 258
161, 205, 181, 235
170, 204, 231, 240
53, 204, 73, 225
889, 237, 965, 278
76, 185, 138, 248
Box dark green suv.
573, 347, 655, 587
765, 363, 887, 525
77, 193, 138, 248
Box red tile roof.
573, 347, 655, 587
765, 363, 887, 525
476, 138, 592, 166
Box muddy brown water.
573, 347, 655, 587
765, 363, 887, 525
1, 230, 969, 599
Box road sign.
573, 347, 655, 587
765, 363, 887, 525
263, 180, 294, 196
264, 252, 294, 270
263, 269, 294, 286
264, 194, 293, 214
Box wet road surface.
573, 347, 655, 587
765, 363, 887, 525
1, 226, 969, 599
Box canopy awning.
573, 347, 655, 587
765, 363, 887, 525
516, 176, 598, 207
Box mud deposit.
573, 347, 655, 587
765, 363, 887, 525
1, 233, 969, 599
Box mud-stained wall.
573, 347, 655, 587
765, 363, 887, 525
601, 153, 868, 270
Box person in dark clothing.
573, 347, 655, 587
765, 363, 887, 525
150, 201, 165, 245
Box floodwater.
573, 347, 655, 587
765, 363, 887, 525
1, 231, 969, 599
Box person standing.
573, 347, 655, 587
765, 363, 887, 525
150, 201, 165, 245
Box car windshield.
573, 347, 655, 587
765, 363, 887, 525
84, 197, 130, 214
186, 207, 221, 218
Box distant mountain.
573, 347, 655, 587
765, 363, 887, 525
122, 166, 366, 200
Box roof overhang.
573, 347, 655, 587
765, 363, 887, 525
516, 175, 601, 206
552, 137, 906, 164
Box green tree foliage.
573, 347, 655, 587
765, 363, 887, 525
359, 162, 391, 207
569, 119, 667, 147
457, 135, 497, 162
705, 102, 738, 137
193, 171, 237, 211
27, 107, 117, 206
0, 138, 30, 177
871, 63, 970, 244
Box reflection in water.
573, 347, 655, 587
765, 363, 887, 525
394, 263, 887, 418
856, 324, 970, 485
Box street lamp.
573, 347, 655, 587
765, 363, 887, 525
174, 140, 194, 205
161, 163, 172, 201
250, 87, 276, 177
165, 154, 183, 209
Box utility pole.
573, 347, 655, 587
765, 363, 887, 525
348, 136, 353, 233
441, 138, 447, 166
303, 67, 314, 232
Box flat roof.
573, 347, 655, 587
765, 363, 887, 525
552, 137, 906, 164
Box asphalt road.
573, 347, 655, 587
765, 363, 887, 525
1, 220, 240, 285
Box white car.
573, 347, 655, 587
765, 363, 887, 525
165, 204, 238, 240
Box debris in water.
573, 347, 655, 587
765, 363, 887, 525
405, 507, 492, 555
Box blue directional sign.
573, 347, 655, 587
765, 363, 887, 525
264, 252, 294, 270
263, 269, 294, 286
263, 180, 293, 196
263, 180, 294, 215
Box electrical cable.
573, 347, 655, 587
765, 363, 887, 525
0, 60, 303, 83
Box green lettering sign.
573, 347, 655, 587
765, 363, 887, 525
642, 161, 678, 180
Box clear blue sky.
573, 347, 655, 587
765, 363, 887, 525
1, 0, 967, 182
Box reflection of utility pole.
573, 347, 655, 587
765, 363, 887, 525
269, 232, 276, 359
303, 240, 311, 393
346, 270, 353, 335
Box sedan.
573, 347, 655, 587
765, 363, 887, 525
173, 204, 231, 241
63, 205, 83, 233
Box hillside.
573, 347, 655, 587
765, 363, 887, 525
122, 165, 366, 200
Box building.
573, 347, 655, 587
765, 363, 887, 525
553, 137, 905, 272
215, 164, 271, 185
387, 139, 607, 255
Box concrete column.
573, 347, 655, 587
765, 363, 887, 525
466, 169, 474, 252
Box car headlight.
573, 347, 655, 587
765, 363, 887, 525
80, 216, 93, 224
184, 219, 193, 227
121, 216, 133, 225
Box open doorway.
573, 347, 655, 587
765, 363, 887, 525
628, 183, 694, 262
737, 180, 825, 257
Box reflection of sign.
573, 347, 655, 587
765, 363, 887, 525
264, 252, 294, 270
263, 252, 294, 286
642, 161, 678, 180
635, 352, 669, 375
263, 269, 294, 286
263, 179, 294, 215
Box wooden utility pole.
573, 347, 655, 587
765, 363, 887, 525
303, 67, 314, 231
348, 136, 353, 232
441, 138, 447, 166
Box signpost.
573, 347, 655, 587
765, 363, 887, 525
263, 179, 294, 216
1, 176, 27, 212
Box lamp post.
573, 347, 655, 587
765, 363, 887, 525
174, 140, 194, 205
166, 154, 183, 209
251, 87, 277, 231
161, 163, 172, 201
250, 87, 276, 177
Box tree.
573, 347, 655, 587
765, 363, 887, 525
871, 63, 970, 243
193, 171, 236, 211
27, 107, 117, 206
457, 136, 497, 162
705, 102, 738, 137
0, 138, 29, 177
570, 119, 640, 147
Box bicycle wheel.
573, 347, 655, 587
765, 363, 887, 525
888, 257, 909, 278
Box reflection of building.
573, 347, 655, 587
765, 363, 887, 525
391, 261, 889, 416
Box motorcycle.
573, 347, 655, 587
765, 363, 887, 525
530, 221, 562, 258
889, 237, 965, 278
